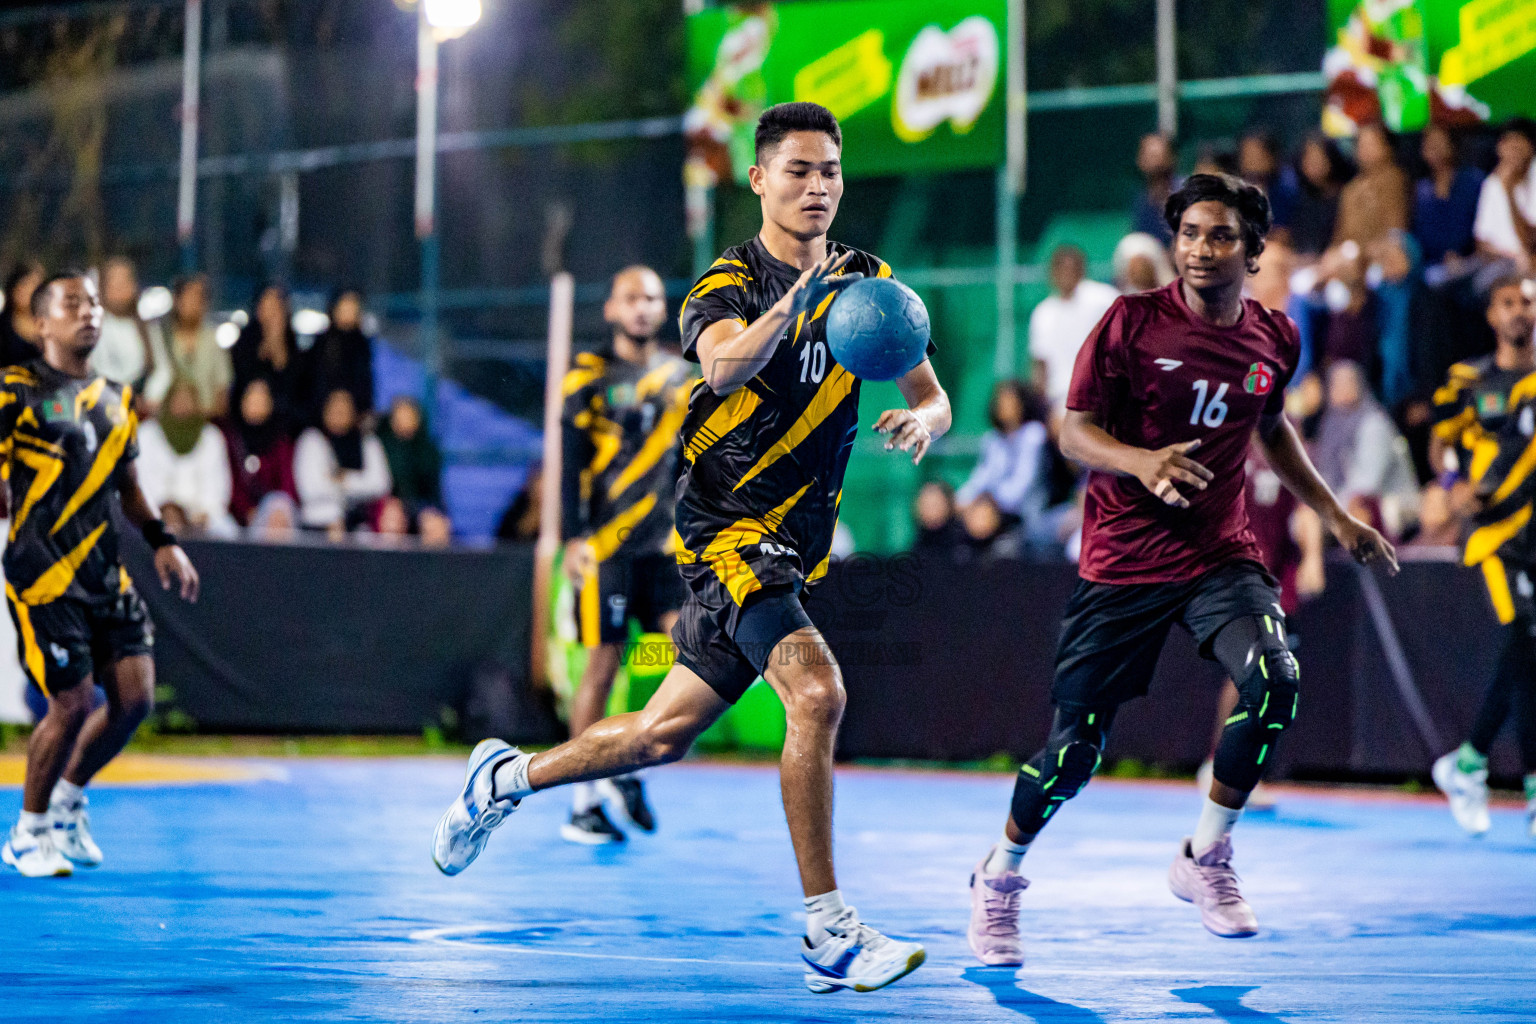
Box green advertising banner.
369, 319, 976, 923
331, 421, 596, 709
684, 0, 1007, 185
1324, 0, 1536, 134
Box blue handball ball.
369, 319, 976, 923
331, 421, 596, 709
825, 277, 930, 382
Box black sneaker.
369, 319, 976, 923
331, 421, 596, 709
608, 776, 657, 833
560, 805, 627, 845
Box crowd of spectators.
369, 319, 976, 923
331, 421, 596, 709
0, 258, 451, 546
916, 116, 1536, 563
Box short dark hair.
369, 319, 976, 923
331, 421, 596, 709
171, 272, 208, 299
1502, 117, 1536, 147
754, 102, 842, 166
30, 269, 89, 319
987, 378, 1048, 432
1163, 172, 1272, 271
4, 260, 44, 307
1486, 272, 1529, 308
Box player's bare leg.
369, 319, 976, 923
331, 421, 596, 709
63, 654, 154, 789
563, 642, 631, 843
4, 679, 94, 877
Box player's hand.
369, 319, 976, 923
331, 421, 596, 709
1330, 512, 1400, 576
773, 250, 859, 320
155, 545, 199, 602
873, 409, 932, 464
1135, 439, 1212, 509
563, 537, 596, 583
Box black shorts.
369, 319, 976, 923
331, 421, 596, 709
1051, 560, 1285, 712
6, 585, 154, 697
672, 567, 816, 705
574, 551, 687, 647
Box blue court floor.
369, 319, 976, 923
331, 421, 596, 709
2, 758, 1533, 1023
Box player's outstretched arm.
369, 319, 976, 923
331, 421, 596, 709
697, 250, 857, 395
872, 360, 950, 465
118, 461, 201, 601
1059, 409, 1213, 509
1257, 412, 1399, 575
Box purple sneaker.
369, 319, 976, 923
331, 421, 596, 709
968, 856, 1029, 965
1169, 836, 1258, 938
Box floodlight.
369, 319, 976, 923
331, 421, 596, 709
138, 286, 173, 321
292, 309, 331, 336
424, 0, 480, 31
215, 322, 241, 349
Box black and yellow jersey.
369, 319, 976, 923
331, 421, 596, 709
0, 360, 139, 608
560, 348, 695, 561
674, 236, 932, 605
1432, 354, 1531, 471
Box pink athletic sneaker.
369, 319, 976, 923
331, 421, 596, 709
1168, 836, 1258, 938
968, 856, 1029, 965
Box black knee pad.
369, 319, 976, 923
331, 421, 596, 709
1215, 633, 1299, 791
1010, 709, 1109, 834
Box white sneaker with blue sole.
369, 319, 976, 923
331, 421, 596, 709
432, 739, 525, 876
50, 792, 103, 868
801, 907, 926, 993
3, 825, 73, 878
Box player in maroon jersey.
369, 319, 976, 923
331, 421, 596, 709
967, 174, 1398, 962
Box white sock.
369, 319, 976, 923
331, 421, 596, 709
490, 753, 533, 804
804, 889, 847, 945
17, 810, 47, 834
571, 782, 599, 813
984, 833, 1032, 875
51, 779, 84, 807
1192, 796, 1243, 852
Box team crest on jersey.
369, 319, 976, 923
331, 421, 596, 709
1243, 362, 1274, 396
42, 395, 71, 422
1478, 392, 1506, 417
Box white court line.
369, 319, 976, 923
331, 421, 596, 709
407, 925, 1522, 980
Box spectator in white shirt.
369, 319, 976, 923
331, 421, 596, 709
1027, 244, 1120, 411
89, 257, 171, 409
294, 388, 392, 537
1473, 118, 1536, 275
135, 378, 236, 537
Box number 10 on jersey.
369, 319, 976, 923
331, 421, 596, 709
1189, 379, 1229, 428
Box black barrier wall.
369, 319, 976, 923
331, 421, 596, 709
132, 539, 1513, 781
123, 536, 557, 740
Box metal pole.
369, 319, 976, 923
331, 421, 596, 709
1155, 0, 1177, 136
415, 7, 441, 427
532, 271, 575, 689
176, 0, 201, 271
994, 0, 1025, 378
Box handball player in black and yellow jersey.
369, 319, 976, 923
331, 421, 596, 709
558, 265, 694, 844
433, 102, 950, 993
1, 271, 198, 879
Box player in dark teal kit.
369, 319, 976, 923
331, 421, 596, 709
434, 102, 950, 993
1, 271, 199, 879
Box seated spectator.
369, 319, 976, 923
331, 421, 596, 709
1413, 124, 1484, 276
135, 379, 237, 537
232, 284, 300, 427
0, 261, 44, 366
365, 489, 453, 548
1130, 132, 1178, 244
1333, 122, 1410, 251
1239, 128, 1299, 228
1248, 235, 1295, 313
957, 494, 1024, 562
223, 378, 298, 527
912, 480, 963, 554
958, 380, 1052, 526
164, 273, 232, 418
496, 466, 544, 542
1311, 361, 1420, 539
1473, 117, 1536, 276
299, 288, 376, 428
249, 492, 299, 543
89, 257, 171, 407
1027, 246, 1119, 412
378, 395, 445, 513
1287, 133, 1352, 259
294, 388, 392, 536
1111, 232, 1175, 294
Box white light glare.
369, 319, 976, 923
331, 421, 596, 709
215, 322, 241, 349
138, 286, 173, 321
292, 309, 331, 336
425, 0, 481, 31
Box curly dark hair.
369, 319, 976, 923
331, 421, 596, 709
1163, 172, 1272, 274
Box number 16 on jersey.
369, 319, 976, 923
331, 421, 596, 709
1189, 379, 1229, 428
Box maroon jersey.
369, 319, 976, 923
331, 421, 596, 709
1066, 279, 1300, 584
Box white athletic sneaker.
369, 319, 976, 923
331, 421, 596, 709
2, 825, 73, 877
49, 791, 103, 868
432, 739, 524, 876
800, 907, 926, 993
1432, 751, 1490, 836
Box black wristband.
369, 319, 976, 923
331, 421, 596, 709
142, 519, 176, 550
